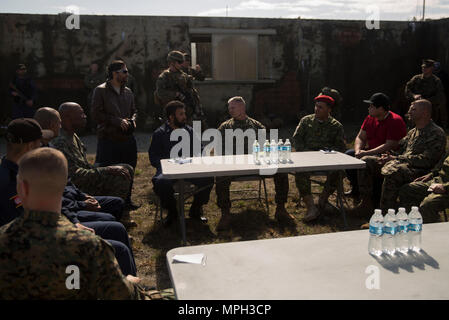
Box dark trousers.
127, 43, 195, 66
345, 149, 359, 195
95, 136, 137, 204
95, 136, 138, 169
95, 196, 125, 220
82, 221, 136, 276
152, 173, 214, 217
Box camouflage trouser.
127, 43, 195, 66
294, 171, 339, 198
358, 156, 383, 197
72, 164, 133, 200
399, 180, 448, 223
380, 161, 426, 211
143, 288, 176, 300
215, 173, 288, 209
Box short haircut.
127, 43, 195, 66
413, 99, 432, 115
228, 96, 246, 105
165, 100, 185, 118
18, 148, 68, 196
34, 107, 60, 130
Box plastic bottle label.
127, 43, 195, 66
286, 146, 291, 151
264, 147, 270, 152
383, 226, 397, 235
369, 225, 383, 236
408, 223, 422, 232
282, 146, 288, 151
253, 146, 260, 152
398, 225, 408, 233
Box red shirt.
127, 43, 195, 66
361, 111, 407, 150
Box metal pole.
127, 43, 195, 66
422, 0, 426, 21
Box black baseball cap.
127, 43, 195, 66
5, 118, 53, 143
363, 93, 391, 108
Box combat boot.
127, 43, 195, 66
216, 209, 232, 231
275, 205, 295, 224
303, 195, 320, 222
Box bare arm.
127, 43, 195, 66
354, 129, 367, 155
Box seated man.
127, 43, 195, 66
0, 147, 148, 299
215, 96, 294, 231
345, 93, 407, 202
0, 118, 137, 277
292, 94, 346, 222
356, 99, 446, 221
35, 107, 125, 221
148, 101, 213, 227
399, 154, 449, 223
50, 102, 137, 209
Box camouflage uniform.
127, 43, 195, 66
399, 154, 449, 223
405, 74, 447, 127
0, 209, 146, 300
50, 129, 133, 200
378, 120, 446, 210
215, 117, 289, 209
292, 114, 346, 197
182, 66, 206, 81
155, 68, 203, 122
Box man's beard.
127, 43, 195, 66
174, 118, 186, 128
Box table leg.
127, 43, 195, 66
177, 179, 187, 245
337, 171, 348, 229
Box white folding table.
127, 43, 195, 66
167, 222, 449, 300
161, 151, 366, 244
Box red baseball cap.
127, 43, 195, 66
314, 95, 335, 107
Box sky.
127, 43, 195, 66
1, 0, 449, 21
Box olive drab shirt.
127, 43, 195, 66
217, 116, 265, 155
292, 114, 346, 152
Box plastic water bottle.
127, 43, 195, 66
382, 209, 397, 256
396, 207, 409, 254
252, 140, 260, 164
368, 209, 384, 256
278, 139, 284, 163
408, 206, 423, 252
270, 139, 278, 164
263, 140, 270, 164
284, 139, 291, 163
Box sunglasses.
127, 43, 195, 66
115, 69, 128, 74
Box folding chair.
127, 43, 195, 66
229, 175, 270, 214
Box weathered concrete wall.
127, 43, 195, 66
0, 14, 447, 130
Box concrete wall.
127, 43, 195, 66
0, 14, 447, 130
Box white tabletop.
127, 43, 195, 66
167, 222, 449, 300
161, 151, 365, 179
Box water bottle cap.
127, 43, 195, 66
398, 207, 406, 213
411, 206, 419, 211
285, 139, 290, 142
374, 209, 382, 215
387, 209, 395, 214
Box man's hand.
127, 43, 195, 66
413, 94, 422, 100
428, 183, 446, 194
355, 150, 369, 159
84, 196, 101, 211
126, 275, 141, 284
26, 100, 33, 107
194, 64, 202, 72
75, 223, 95, 234
107, 166, 131, 180
120, 119, 130, 131
414, 173, 432, 183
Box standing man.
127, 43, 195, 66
345, 93, 407, 202
155, 51, 204, 124
0, 147, 149, 299
405, 59, 447, 128
9, 64, 37, 119
215, 96, 294, 230
292, 95, 346, 222
181, 52, 206, 81
148, 101, 213, 227
91, 60, 139, 209
84, 61, 104, 132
